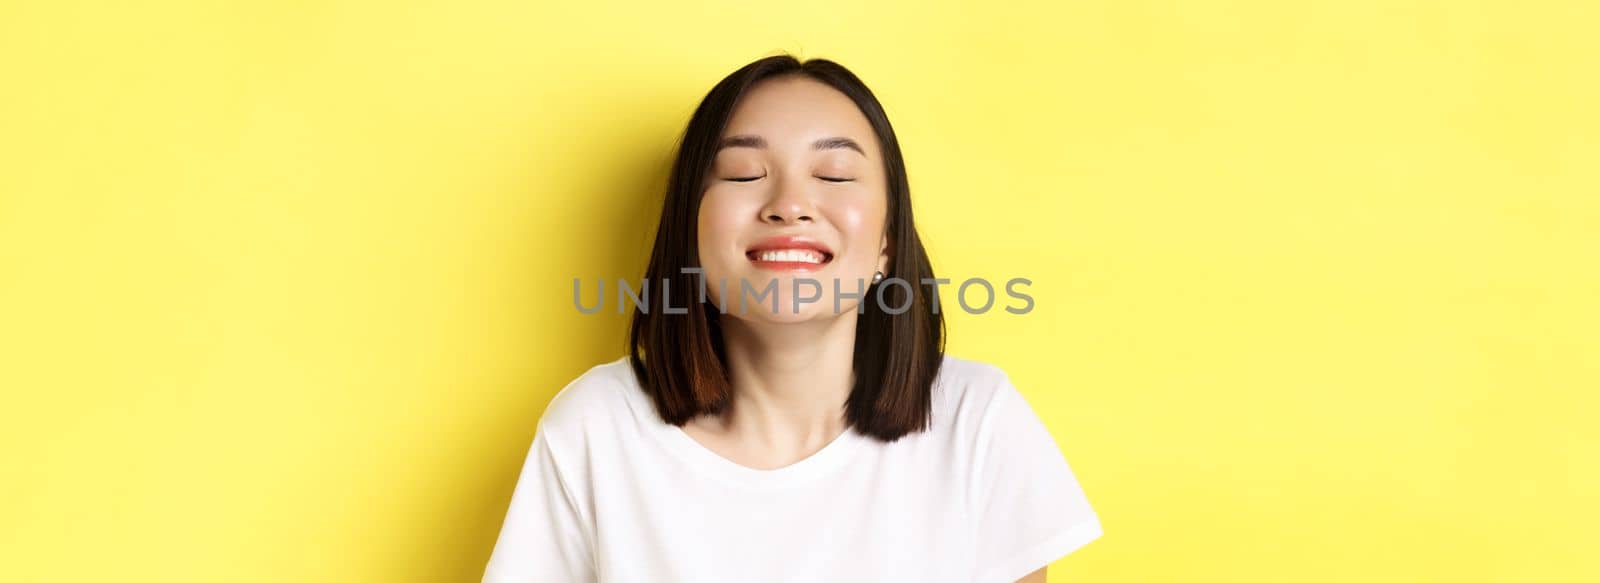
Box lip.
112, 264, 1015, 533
745, 236, 834, 271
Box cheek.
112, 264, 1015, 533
829, 193, 887, 264
696, 190, 745, 267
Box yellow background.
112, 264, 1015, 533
2, 1, 1596, 581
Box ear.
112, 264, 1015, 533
878, 232, 892, 274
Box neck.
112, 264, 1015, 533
714, 311, 858, 451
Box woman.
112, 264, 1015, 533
484, 54, 1101, 582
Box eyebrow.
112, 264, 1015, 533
716, 134, 866, 157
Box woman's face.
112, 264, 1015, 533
697, 76, 890, 324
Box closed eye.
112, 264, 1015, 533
724, 175, 765, 182
816, 176, 855, 183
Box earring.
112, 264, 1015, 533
872, 271, 885, 284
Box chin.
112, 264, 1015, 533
721, 298, 844, 325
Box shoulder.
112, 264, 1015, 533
535, 355, 638, 439
929, 353, 1025, 432
933, 353, 1014, 391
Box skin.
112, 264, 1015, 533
688, 74, 889, 470
688, 76, 1048, 583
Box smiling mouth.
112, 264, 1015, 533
745, 248, 834, 265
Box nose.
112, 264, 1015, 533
759, 174, 816, 224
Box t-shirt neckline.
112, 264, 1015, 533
614, 358, 871, 489
658, 418, 869, 488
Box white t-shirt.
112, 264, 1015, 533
482, 354, 1102, 583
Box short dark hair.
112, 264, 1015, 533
628, 53, 945, 443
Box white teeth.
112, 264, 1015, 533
754, 249, 825, 264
